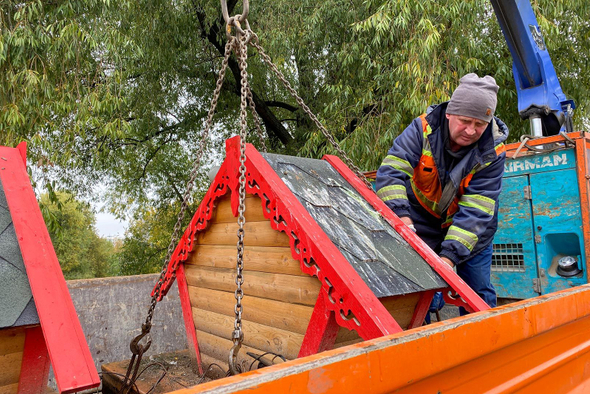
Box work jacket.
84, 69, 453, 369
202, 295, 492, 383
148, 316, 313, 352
375, 102, 509, 265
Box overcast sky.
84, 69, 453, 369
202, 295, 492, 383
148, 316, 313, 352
95, 211, 127, 238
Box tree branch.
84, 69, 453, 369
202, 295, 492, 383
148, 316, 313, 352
265, 101, 298, 112
161, 168, 193, 218
122, 120, 185, 145
136, 136, 171, 181
344, 104, 382, 135
193, 2, 294, 146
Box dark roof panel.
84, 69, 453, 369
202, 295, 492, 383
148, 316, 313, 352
0, 179, 39, 328
262, 153, 447, 298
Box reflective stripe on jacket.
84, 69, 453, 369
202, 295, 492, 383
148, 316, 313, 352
376, 102, 509, 265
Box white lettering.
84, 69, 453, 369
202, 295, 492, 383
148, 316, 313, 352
503, 153, 569, 174
554, 153, 568, 166
524, 160, 536, 170
541, 156, 553, 168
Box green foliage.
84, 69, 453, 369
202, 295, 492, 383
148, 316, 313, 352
114, 202, 197, 276
295, 0, 590, 169
40, 192, 116, 279
1, 1, 130, 185
3, 0, 590, 275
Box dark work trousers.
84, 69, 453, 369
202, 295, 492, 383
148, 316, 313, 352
456, 242, 497, 315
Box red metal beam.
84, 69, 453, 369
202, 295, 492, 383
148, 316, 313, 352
0, 146, 100, 393
298, 290, 340, 358
323, 154, 489, 313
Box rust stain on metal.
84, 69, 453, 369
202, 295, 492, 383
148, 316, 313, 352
534, 202, 568, 219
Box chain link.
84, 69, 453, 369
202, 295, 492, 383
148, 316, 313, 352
246, 83, 267, 152
141, 37, 235, 338
229, 29, 250, 377
248, 33, 371, 188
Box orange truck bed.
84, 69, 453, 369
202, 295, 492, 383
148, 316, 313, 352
170, 284, 590, 393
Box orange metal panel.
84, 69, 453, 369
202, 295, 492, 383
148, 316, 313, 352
168, 285, 590, 394
504, 132, 588, 160
577, 139, 590, 284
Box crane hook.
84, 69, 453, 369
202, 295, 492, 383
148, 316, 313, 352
228, 329, 244, 375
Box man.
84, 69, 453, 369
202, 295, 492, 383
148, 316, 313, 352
376, 73, 509, 310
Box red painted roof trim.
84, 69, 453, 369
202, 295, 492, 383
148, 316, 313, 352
0, 146, 100, 393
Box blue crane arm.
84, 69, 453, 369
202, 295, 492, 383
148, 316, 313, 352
489, 0, 575, 134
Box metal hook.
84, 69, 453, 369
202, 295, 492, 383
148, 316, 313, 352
120, 323, 152, 393
130, 323, 153, 355
228, 330, 244, 375
221, 0, 249, 24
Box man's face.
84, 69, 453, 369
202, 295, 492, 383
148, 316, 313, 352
446, 114, 488, 151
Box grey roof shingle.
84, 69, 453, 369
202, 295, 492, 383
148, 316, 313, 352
0, 178, 39, 328
262, 153, 447, 298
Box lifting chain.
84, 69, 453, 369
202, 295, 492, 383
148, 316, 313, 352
248, 34, 372, 188
229, 25, 251, 376
226, 0, 370, 371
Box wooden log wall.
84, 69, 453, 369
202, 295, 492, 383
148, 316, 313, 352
185, 195, 321, 372
186, 194, 422, 372
0, 327, 25, 394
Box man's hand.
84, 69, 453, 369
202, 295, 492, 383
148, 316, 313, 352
441, 257, 455, 268
400, 216, 413, 226
399, 216, 416, 232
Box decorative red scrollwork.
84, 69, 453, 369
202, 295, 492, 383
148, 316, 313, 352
154, 161, 232, 300
442, 288, 474, 313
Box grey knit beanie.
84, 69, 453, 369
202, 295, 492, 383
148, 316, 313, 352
447, 73, 499, 123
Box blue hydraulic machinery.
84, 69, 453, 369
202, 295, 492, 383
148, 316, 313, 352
489, 0, 575, 136
490, 1, 588, 300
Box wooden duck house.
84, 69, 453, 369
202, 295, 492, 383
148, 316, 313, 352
0, 143, 99, 393
155, 136, 489, 373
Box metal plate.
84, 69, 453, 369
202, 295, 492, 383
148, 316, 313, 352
531, 168, 586, 293
492, 175, 538, 299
